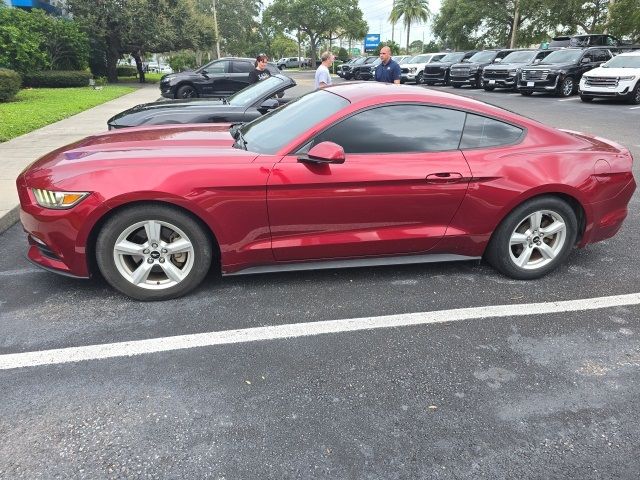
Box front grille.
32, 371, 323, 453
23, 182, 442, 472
585, 77, 618, 87
401, 67, 409, 74
450, 66, 470, 76
522, 69, 549, 81
483, 69, 509, 79
425, 66, 443, 75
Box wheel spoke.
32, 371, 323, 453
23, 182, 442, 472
131, 262, 153, 285
114, 239, 145, 256
540, 220, 565, 237
537, 243, 556, 260
515, 246, 533, 267
510, 232, 528, 246
144, 220, 162, 244
160, 261, 185, 283
165, 238, 192, 255
529, 211, 543, 230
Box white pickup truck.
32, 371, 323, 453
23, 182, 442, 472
579, 50, 640, 104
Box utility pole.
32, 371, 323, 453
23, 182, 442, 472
391, 0, 396, 43
212, 0, 221, 59
509, 0, 519, 49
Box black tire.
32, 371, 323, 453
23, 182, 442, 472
415, 72, 423, 84
424, 81, 434, 86
452, 84, 462, 88
558, 76, 574, 97
628, 81, 640, 105
278, 65, 285, 70
520, 90, 533, 96
96, 205, 213, 301
484, 196, 578, 280
484, 86, 495, 91
175, 84, 198, 99
443, 73, 450, 86
580, 95, 593, 102
354, 72, 361, 80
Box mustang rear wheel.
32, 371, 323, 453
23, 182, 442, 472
485, 197, 577, 280
96, 205, 213, 301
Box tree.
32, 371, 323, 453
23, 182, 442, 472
67, 0, 213, 82
374, 40, 401, 55
264, 0, 367, 68
607, 0, 640, 41
409, 39, 424, 54
389, 0, 430, 52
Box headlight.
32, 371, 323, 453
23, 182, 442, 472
32, 189, 89, 209
618, 76, 636, 81
409, 67, 417, 73
509, 69, 518, 75
469, 66, 478, 72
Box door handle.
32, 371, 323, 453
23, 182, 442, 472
426, 172, 463, 184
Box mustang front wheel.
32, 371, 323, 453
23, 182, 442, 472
485, 197, 578, 280
96, 205, 213, 300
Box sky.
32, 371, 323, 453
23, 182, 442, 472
357, 0, 442, 47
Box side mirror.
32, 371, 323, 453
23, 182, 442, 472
581, 57, 591, 63
495, 58, 502, 63
258, 98, 279, 111
533, 58, 541, 64
298, 141, 345, 164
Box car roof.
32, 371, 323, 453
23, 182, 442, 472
323, 82, 521, 120
617, 50, 640, 56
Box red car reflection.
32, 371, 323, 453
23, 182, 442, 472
16, 83, 635, 300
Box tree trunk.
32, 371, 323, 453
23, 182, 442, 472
406, 23, 411, 54
132, 51, 145, 83
510, 0, 520, 48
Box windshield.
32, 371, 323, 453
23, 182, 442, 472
353, 57, 367, 65
239, 90, 349, 154
439, 52, 465, 63
500, 50, 536, 63
541, 49, 582, 64
604, 55, 640, 68
468, 51, 497, 63
228, 76, 287, 107
411, 55, 431, 64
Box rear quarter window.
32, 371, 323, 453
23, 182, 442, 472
460, 114, 523, 149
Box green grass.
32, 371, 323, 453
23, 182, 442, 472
117, 72, 164, 84
0, 85, 135, 142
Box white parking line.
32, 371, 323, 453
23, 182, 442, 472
629, 106, 640, 110
2, 292, 640, 371
558, 97, 580, 102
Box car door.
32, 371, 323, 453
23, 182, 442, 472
229, 60, 254, 92
266, 104, 472, 261
199, 60, 230, 97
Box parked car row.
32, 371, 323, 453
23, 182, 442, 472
341, 45, 640, 104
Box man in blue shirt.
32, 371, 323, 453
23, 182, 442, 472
374, 46, 401, 84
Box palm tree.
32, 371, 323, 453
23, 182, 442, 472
389, 0, 431, 54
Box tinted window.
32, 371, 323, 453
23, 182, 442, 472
203, 60, 228, 74
232, 61, 253, 73
312, 105, 466, 154
460, 114, 523, 149
240, 90, 349, 154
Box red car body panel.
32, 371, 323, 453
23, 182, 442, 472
16, 84, 635, 279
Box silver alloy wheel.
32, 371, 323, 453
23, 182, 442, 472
561, 78, 573, 96
509, 210, 567, 270
112, 220, 195, 290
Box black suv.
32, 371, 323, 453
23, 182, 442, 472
160, 57, 280, 99
518, 47, 613, 97
337, 58, 358, 78
349, 56, 378, 80
482, 49, 557, 91
422, 51, 477, 85
449, 49, 515, 88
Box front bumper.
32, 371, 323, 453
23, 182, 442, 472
517, 75, 560, 93
579, 79, 636, 98
423, 70, 448, 83
482, 75, 517, 88
160, 83, 174, 98
449, 73, 479, 86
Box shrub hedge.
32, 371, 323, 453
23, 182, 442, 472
0, 68, 21, 102
22, 70, 93, 88
116, 66, 138, 77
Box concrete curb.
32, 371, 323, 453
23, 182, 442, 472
0, 206, 19, 235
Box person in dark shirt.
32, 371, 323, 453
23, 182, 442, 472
374, 46, 401, 84
248, 54, 271, 84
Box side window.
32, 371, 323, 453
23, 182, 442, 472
460, 114, 523, 149
312, 105, 466, 154
536, 51, 549, 60
232, 61, 252, 73
606, 36, 618, 46
206, 60, 228, 74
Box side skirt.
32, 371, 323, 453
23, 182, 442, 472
224, 254, 481, 277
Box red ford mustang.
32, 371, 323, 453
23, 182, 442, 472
17, 83, 635, 300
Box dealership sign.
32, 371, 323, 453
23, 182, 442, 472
364, 34, 381, 51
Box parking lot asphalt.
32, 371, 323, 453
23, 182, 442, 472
1, 71, 639, 478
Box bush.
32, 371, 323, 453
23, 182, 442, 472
22, 70, 93, 88
116, 66, 138, 77
168, 52, 197, 72
0, 68, 21, 102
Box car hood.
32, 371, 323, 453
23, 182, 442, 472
584, 66, 640, 77
108, 99, 229, 125
485, 61, 530, 70
427, 61, 455, 68
528, 62, 576, 70
24, 124, 255, 175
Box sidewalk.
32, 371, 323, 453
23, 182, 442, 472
0, 83, 161, 234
